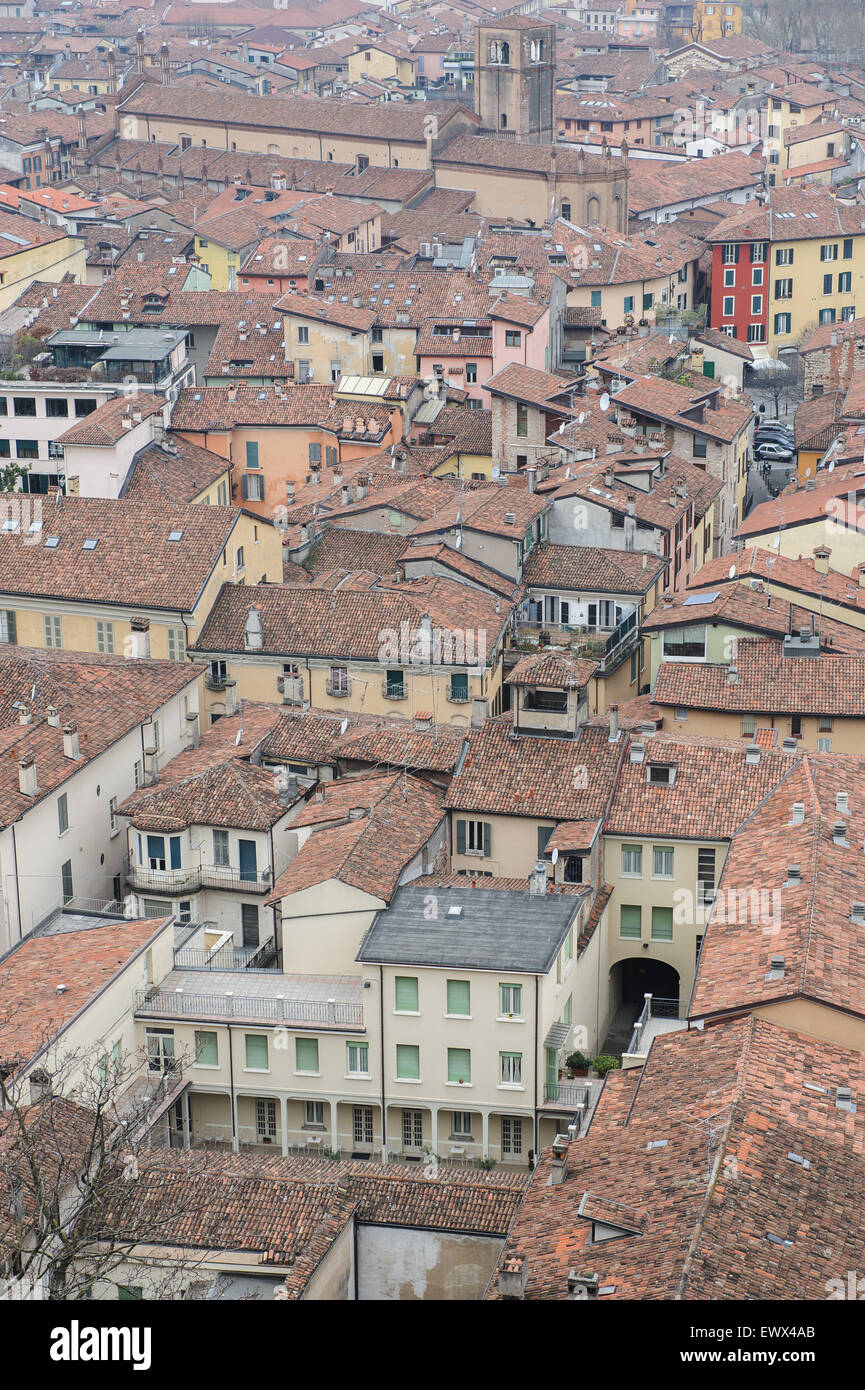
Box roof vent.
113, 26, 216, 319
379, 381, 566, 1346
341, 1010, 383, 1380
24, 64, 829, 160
498, 1252, 529, 1301
851, 902, 865, 925
765, 953, 785, 981
782, 630, 820, 659
567, 1271, 599, 1301
833, 821, 848, 845
630, 741, 645, 764
505, 511, 516, 525
781, 737, 798, 752
836, 791, 849, 814
726, 666, 738, 686
745, 743, 760, 765
836, 1085, 856, 1113
786, 864, 802, 885
791, 802, 805, 824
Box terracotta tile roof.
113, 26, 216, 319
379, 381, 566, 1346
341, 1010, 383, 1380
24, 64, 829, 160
57, 394, 165, 448
523, 542, 666, 594
333, 723, 465, 775
653, 638, 865, 716
268, 771, 443, 901
0, 917, 165, 1072
193, 577, 510, 663
0, 493, 251, 613
399, 541, 519, 601
694, 326, 754, 361
626, 151, 763, 214
794, 389, 844, 448
694, 546, 865, 613
613, 376, 753, 444
483, 361, 580, 409
445, 720, 625, 820
435, 134, 615, 179
304, 529, 407, 579
171, 383, 336, 431
421, 406, 493, 457
0, 647, 203, 831
507, 651, 599, 688
407, 482, 549, 542
545, 819, 601, 853
705, 184, 865, 245
799, 314, 865, 354
121, 436, 230, 503
691, 754, 865, 1020
643, 583, 865, 653
488, 1016, 865, 1300
605, 730, 795, 838
118, 758, 287, 833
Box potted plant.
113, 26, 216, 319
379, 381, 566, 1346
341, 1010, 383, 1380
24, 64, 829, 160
565, 1050, 590, 1078
592, 1054, 621, 1078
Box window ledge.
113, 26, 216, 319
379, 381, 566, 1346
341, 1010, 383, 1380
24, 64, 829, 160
620, 871, 643, 879
294, 1071, 321, 1078
497, 1084, 525, 1092
496, 1016, 524, 1024
243, 1068, 270, 1074
393, 1010, 420, 1017
394, 1076, 422, 1084
444, 1013, 473, 1020
344, 1073, 371, 1081
445, 1080, 473, 1088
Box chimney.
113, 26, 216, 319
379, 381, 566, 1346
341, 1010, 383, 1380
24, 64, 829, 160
526, 466, 537, 494
568, 1271, 600, 1301
608, 702, 619, 742
529, 861, 547, 896
630, 740, 645, 763
46, 705, 61, 728
278, 772, 298, 806
471, 697, 487, 728
18, 755, 37, 796
17, 706, 32, 726
244, 604, 264, 651
223, 679, 239, 715
28, 1067, 52, 1104
129, 616, 151, 659
62, 725, 80, 760
833, 821, 848, 845
499, 1253, 529, 1301
726, 666, 739, 686
341, 484, 354, 506
549, 1134, 569, 1185
627, 494, 637, 518
356, 475, 369, 501
185, 711, 200, 748
790, 801, 805, 828
836, 791, 849, 814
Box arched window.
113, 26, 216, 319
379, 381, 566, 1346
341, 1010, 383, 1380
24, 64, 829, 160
500, 112, 508, 129
561, 199, 571, 221
490, 39, 510, 64
587, 195, 600, 224
530, 38, 544, 61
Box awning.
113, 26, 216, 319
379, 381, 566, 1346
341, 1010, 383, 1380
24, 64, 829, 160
544, 1022, 571, 1050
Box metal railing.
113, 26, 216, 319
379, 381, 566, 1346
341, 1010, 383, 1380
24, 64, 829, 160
125, 858, 272, 895
625, 994, 686, 1057
134, 987, 363, 1027
544, 1082, 591, 1109
173, 937, 277, 972
325, 680, 351, 698
382, 680, 406, 700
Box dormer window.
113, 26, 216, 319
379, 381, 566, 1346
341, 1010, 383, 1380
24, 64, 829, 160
647, 764, 675, 786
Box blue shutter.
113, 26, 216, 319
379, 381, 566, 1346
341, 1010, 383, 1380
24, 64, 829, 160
169, 837, 181, 869
456, 819, 466, 854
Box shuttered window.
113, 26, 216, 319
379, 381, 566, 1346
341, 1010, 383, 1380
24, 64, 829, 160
447, 1048, 471, 1084
394, 976, 418, 1012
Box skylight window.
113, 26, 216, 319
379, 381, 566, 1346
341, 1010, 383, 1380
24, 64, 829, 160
168, 529, 184, 541
44, 536, 60, 548
1, 518, 19, 532
82, 538, 98, 550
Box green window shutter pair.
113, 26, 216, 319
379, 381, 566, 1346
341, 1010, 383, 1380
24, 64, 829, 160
195, 1031, 218, 1066
447, 1048, 471, 1084
295, 1037, 319, 1071
395, 976, 418, 1012
620, 905, 642, 939
446, 980, 470, 1015
651, 907, 674, 941
396, 1044, 420, 1079
245, 1034, 268, 1069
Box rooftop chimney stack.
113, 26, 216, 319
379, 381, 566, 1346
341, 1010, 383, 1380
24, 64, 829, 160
529, 861, 547, 897
62, 725, 80, 760
18, 755, 37, 796
498, 1252, 529, 1301
129, 616, 151, 659
568, 1271, 600, 1301
549, 1134, 569, 1186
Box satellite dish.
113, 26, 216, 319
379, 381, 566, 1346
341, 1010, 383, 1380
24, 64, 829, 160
599, 393, 610, 413
578, 411, 586, 424
669, 334, 675, 343
340, 718, 348, 734
235, 729, 243, 746
491, 465, 500, 479
728, 564, 736, 578
772, 534, 781, 548
828, 460, 835, 472
565, 466, 571, 479
455, 533, 462, 549
551, 847, 559, 865
804, 466, 812, 477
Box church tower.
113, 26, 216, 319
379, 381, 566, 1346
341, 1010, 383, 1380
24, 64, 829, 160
473, 18, 556, 145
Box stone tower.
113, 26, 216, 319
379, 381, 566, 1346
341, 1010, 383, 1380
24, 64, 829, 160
473, 18, 556, 145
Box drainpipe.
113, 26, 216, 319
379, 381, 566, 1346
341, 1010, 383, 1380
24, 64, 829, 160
379, 964, 386, 1164
533, 974, 539, 1163
227, 1024, 237, 1149
11, 821, 22, 942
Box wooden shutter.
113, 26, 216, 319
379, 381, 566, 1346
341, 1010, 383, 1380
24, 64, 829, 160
456, 819, 466, 854
483, 822, 491, 858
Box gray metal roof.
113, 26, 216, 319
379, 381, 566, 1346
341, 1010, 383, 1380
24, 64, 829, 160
357, 883, 587, 974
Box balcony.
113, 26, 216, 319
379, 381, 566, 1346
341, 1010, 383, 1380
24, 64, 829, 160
134, 969, 364, 1029
125, 857, 273, 896
448, 685, 470, 704
382, 679, 406, 700
205, 673, 230, 691
622, 994, 688, 1066
325, 680, 351, 698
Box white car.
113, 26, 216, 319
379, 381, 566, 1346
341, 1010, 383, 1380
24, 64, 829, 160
756, 441, 793, 461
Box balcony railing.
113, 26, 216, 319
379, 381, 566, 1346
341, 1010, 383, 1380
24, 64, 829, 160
448, 687, 470, 703
134, 987, 362, 1028
325, 680, 351, 698
382, 680, 406, 700
543, 1082, 592, 1110
173, 937, 277, 971
205, 674, 230, 691
125, 857, 273, 895
624, 994, 687, 1060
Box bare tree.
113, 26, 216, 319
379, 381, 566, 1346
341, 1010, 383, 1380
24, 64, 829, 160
0, 1035, 214, 1300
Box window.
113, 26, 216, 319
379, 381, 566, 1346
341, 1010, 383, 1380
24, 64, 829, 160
46, 398, 68, 417
653, 845, 674, 878
347, 1042, 369, 1075
537, 825, 553, 857
396, 1044, 420, 1080
620, 904, 641, 939
722, 243, 738, 265
750, 295, 762, 315
450, 672, 469, 702
305, 1101, 324, 1127
500, 1052, 522, 1086
241, 472, 265, 501
791, 714, 803, 738
624, 295, 634, 314
774, 313, 791, 335
662, 624, 705, 658
723, 268, 735, 288
195, 1031, 218, 1066
166, 627, 185, 661
466, 362, 477, 384
839, 272, 852, 294
499, 983, 522, 1017
651, 906, 674, 941
516, 402, 528, 437
213, 829, 229, 867
294, 1036, 319, 1073
446, 979, 471, 1015
13, 396, 36, 416
245, 440, 259, 468
752, 267, 763, 286
44, 615, 62, 649
329, 666, 349, 694
451, 1110, 473, 1138
823, 272, 833, 296
353, 1106, 374, 1145
697, 847, 716, 906
74, 399, 97, 417
819, 308, 836, 326
57, 793, 68, 835
643, 291, 654, 311
501, 1116, 522, 1156
464, 819, 490, 856
621, 843, 642, 876
0, 610, 16, 645
820, 243, 838, 261
118, 1286, 144, 1301
402, 1109, 423, 1146
255, 1098, 277, 1140
741, 715, 756, 737
241, 904, 259, 948
776, 247, 793, 265
235, 546, 244, 571
395, 976, 419, 1012
844, 238, 854, 260
818, 716, 833, 732
505, 330, 521, 348
448, 1048, 471, 1084
817, 737, 832, 752
146, 1029, 174, 1073
297, 325, 309, 344
96, 620, 114, 655
245, 1033, 268, 1070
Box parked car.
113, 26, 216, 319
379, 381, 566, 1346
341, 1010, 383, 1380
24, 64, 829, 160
756, 441, 793, 461
755, 423, 794, 438
755, 430, 794, 447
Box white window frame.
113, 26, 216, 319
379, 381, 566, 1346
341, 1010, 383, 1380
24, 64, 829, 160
621, 843, 642, 877
652, 844, 674, 879
499, 1052, 523, 1087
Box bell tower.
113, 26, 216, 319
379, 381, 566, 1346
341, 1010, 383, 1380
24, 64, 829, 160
473, 18, 556, 145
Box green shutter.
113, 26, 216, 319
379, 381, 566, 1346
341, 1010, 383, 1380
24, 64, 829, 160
295, 1037, 319, 1071
651, 907, 674, 941
456, 819, 466, 854
195, 1031, 218, 1066
395, 976, 418, 1012
245, 440, 259, 467
620, 904, 642, 939
396, 1044, 420, 1080
447, 1048, 471, 1084
538, 825, 553, 856
483, 822, 491, 858
244, 1034, 268, 1069
446, 980, 470, 1015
